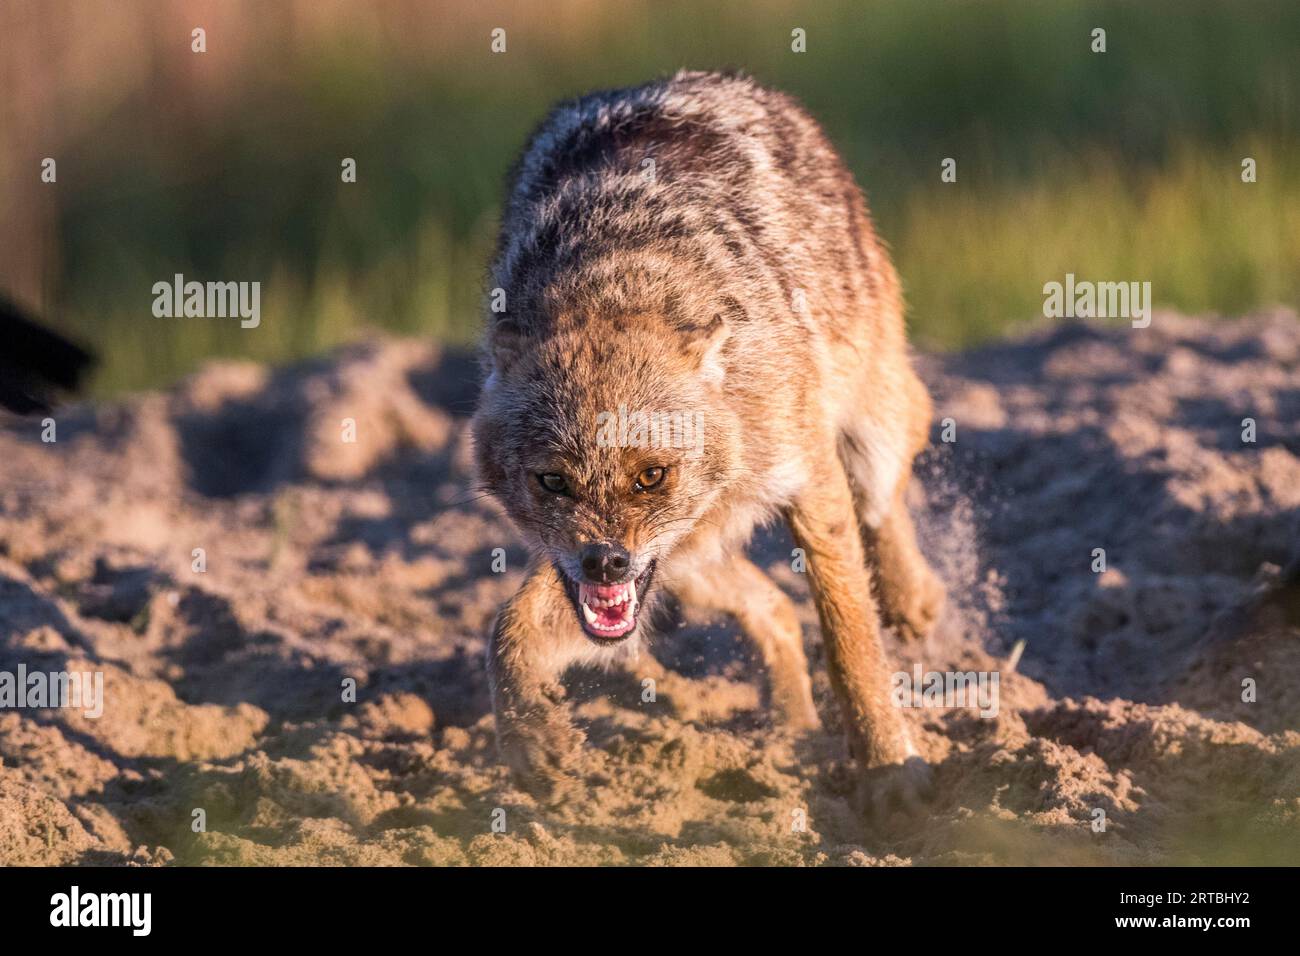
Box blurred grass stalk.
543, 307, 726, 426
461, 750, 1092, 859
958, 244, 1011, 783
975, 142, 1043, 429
0, 0, 1296, 394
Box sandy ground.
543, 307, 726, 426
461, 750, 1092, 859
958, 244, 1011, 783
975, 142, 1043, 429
0, 310, 1297, 866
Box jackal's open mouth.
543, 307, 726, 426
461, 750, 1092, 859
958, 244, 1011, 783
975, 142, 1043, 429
562, 560, 656, 642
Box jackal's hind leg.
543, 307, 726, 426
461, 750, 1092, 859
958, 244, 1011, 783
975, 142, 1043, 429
862, 487, 945, 643
671, 555, 820, 731
840, 399, 945, 643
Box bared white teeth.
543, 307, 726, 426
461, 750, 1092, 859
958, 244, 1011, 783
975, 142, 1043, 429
579, 582, 635, 609
576, 577, 641, 633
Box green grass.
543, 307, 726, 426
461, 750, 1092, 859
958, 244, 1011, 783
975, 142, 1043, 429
895, 143, 1300, 346
28, 0, 1299, 393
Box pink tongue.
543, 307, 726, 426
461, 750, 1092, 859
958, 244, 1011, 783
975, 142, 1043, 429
594, 603, 626, 627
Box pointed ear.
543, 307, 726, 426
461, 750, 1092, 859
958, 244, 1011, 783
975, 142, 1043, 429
681, 314, 729, 383
487, 319, 525, 375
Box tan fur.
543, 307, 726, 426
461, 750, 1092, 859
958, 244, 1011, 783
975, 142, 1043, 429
473, 71, 944, 811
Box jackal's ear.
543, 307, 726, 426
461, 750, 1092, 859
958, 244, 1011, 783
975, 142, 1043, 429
681, 313, 729, 383
487, 319, 525, 374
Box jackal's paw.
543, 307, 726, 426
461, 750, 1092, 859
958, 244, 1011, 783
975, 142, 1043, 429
770, 675, 821, 733
881, 569, 945, 643
775, 694, 822, 734
497, 715, 586, 807
860, 755, 934, 819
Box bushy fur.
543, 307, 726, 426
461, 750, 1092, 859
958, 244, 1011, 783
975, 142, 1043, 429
473, 71, 944, 811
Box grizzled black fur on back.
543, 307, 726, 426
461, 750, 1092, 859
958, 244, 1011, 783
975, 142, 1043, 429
489, 70, 892, 343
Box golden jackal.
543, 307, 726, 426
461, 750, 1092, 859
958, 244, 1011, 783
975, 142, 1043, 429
473, 71, 944, 810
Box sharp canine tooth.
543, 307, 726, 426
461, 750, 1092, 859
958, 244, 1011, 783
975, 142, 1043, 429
582, 603, 597, 624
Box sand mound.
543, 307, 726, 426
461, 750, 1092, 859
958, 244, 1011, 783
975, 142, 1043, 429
0, 311, 1296, 865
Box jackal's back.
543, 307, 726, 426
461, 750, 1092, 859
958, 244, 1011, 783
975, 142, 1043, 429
490, 70, 899, 353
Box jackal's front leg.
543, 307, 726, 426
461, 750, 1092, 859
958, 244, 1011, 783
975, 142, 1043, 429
785, 455, 933, 813
486, 562, 587, 805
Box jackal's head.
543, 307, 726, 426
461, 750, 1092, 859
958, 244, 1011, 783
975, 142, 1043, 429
472, 314, 737, 643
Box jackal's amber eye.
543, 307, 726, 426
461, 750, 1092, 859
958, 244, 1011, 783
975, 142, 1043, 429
634, 466, 666, 491
538, 473, 569, 495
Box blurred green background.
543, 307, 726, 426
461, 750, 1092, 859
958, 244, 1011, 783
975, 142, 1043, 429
1, 0, 1297, 394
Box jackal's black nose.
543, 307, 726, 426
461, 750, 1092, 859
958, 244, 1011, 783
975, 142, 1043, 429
580, 542, 631, 583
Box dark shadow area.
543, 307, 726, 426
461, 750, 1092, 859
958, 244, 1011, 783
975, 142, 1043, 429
407, 348, 482, 418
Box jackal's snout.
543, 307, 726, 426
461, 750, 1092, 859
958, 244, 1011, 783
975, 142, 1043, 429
560, 541, 657, 643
